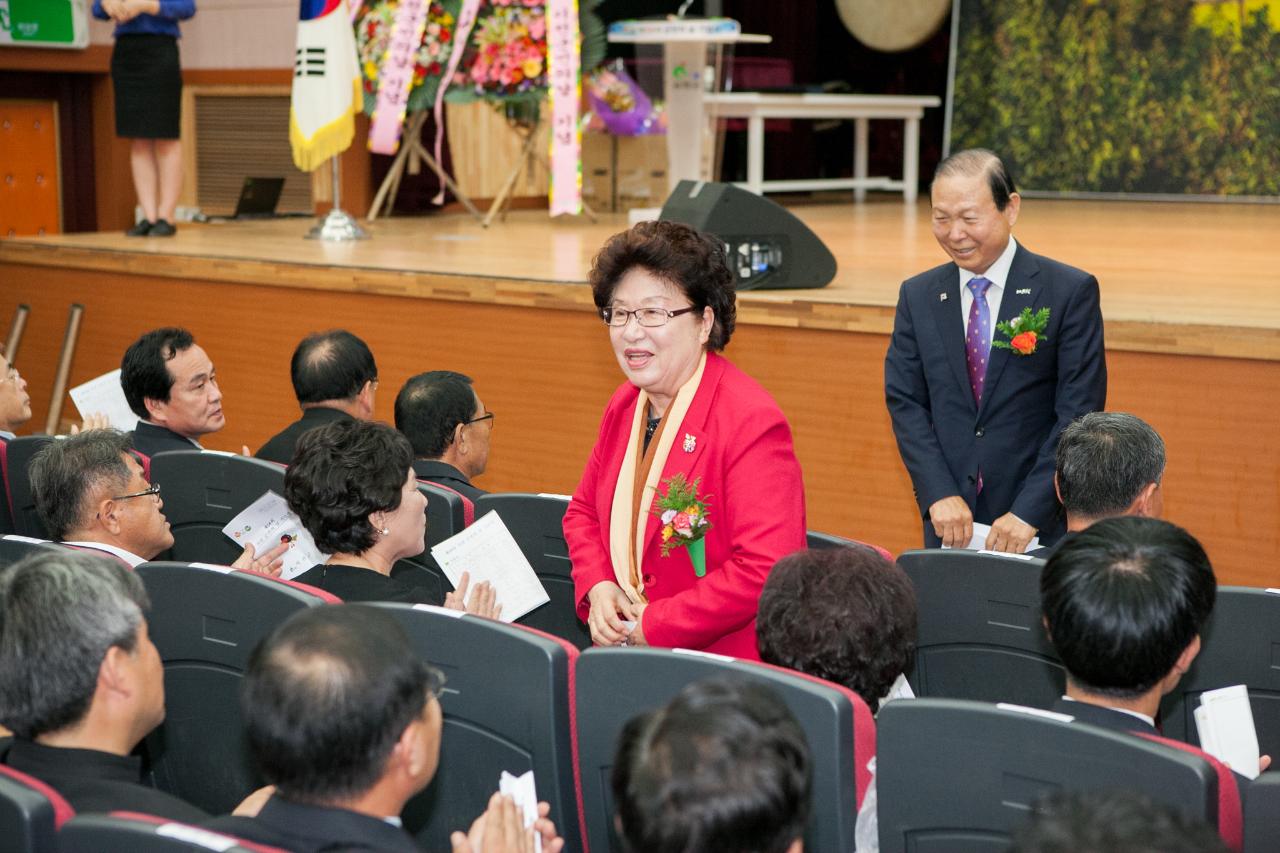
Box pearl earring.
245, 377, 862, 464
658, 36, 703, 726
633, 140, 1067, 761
380, 527, 390, 535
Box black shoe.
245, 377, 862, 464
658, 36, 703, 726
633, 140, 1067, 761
126, 220, 153, 237
149, 219, 176, 237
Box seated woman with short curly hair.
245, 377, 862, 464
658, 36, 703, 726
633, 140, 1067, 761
286, 419, 497, 615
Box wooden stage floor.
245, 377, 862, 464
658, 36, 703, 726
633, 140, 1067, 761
2, 197, 1278, 586
4, 197, 1279, 358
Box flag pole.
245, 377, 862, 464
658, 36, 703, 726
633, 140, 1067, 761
306, 154, 369, 241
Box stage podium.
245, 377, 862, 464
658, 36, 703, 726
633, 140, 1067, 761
607, 18, 771, 193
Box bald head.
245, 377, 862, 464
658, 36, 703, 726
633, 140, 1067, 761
289, 330, 377, 407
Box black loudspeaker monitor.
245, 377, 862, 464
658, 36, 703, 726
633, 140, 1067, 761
659, 180, 837, 290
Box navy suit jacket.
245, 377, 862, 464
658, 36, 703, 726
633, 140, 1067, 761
885, 243, 1106, 542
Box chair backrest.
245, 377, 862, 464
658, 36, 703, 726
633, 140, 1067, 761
473, 493, 591, 649
147, 451, 287, 565
0, 437, 15, 535
361, 603, 584, 853
575, 647, 874, 853
136, 561, 336, 815
805, 529, 894, 561
4, 435, 55, 539
0, 764, 75, 853
59, 811, 290, 853
1244, 771, 1280, 853
0, 535, 60, 568
897, 548, 1063, 707
390, 481, 472, 605
876, 698, 1224, 853
1160, 586, 1280, 759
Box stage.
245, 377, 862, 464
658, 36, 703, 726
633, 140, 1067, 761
2, 197, 1278, 585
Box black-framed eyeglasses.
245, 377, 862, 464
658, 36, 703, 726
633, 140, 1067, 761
600, 306, 699, 328
427, 665, 447, 701
113, 483, 161, 502
466, 411, 495, 426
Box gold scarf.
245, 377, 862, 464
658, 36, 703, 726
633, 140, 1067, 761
609, 352, 708, 604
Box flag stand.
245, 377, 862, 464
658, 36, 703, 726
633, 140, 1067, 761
307, 155, 369, 241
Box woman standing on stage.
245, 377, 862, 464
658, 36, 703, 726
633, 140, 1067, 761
92, 0, 195, 237
563, 220, 808, 659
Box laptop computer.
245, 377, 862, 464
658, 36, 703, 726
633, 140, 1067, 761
232, 177, 285, 219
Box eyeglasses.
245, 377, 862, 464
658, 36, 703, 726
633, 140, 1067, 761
1, 366, 18, 384
600, 306, 699, 328
113, 483, 161, 502
466, 411, 495, 426
427, 665, 447, 701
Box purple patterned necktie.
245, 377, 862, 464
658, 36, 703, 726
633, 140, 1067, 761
965, 277, 993, 405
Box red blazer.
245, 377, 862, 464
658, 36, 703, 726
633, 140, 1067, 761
564, 352, 807, 659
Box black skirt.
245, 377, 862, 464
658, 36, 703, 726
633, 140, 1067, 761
111, 33, 182, 139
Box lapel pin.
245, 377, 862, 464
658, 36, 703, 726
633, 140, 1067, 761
939, 292, 948, 302
683, 433, 696, 453
1016, 288, 1031, 295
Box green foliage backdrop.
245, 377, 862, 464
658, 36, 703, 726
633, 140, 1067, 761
950, 0, 1280, 196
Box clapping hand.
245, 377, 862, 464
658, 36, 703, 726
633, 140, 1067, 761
451, 793, 564, 853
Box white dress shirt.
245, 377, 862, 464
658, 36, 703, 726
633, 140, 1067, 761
959, 236, 1019, 350
62, 540, 147, 568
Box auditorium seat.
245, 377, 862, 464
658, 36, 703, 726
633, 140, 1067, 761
0, 535, 59, 568
0, 764, 74, 853
897, 548, 1063, 708
876, 698, 1240, 853
391, 481, 472, 606
135, 561, 338, 815
3, 435, 54, 539
473, 492, 591, 649
1244, 772, 1280, 853
575, 646, 874, 853
1160, 586, 1280, 759
147, 450, 287, 565
806, 529, 894, 560
59, 811, 290, 853
0, 437, 15, 535
361, 602, 585, 852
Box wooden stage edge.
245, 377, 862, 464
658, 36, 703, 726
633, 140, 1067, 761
2, 199, 1279, 362
2, 201, 1278, 589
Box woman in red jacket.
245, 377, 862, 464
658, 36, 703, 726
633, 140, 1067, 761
563, 221, 807, 659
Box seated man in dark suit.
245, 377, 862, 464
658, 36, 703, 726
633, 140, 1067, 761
121, 327, 226, 456
757, 546, 918, 711
256, 329, 378, 465
1028, 411, 1165, 558
612, 678, 811, 853
29, 429, 284, 572
1041, 516, 1267, 775
0, 349, 32, 440
0, 551, 208, 821
205, 605, 562, 853
394, 370, 492, 502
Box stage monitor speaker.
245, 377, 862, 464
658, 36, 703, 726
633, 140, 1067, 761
659, 180, 837, 290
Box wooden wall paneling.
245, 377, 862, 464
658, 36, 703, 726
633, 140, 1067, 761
0, 99, 62, 236
90, 73, 134, 232
1, 261, 1275, 589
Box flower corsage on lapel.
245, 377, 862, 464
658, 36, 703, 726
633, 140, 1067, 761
652, 473, 712, 578
993, 306, 1050, 356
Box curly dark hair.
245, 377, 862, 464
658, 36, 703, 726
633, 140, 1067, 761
589, 220, 737, 351
284, 420, 414, 556
757, 547, 918, 709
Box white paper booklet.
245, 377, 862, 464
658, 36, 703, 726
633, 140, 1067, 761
1194, 684, 1261, 779
499, 770, 542, 853
429, 511, 550, 623
221, 491, 327, 580
941, 521, 1041, 554
68, 369, 138, 432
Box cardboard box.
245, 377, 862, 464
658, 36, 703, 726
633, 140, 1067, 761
581, 132, 670, 212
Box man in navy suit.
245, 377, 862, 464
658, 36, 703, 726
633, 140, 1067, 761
885, 149, 1106, 552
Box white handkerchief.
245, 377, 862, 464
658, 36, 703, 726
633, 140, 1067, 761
499, 770, 541, 853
